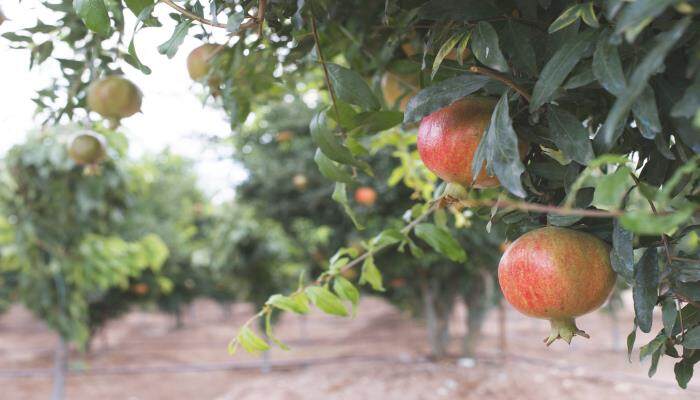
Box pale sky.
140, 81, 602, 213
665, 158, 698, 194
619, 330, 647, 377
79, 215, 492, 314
0, 1, 247, 203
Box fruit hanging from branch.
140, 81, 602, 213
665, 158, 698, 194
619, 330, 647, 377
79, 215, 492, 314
417, 97, 506, 188
381, 72, 419, 112
68, 133, 106, 166
498, 227, 616, 346
354, 187, 377, 206
86, 76, 142, 124
187, 43, 223, 95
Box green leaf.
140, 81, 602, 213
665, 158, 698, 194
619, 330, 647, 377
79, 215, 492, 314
592, 31, 626, 96
684, 326, 700, 349
600, 18, 691, 148
675, 360, 694, 389
662, 298, 678, 338
472, 92, 527, 197
236, 326, 270, 354
470, 22, 509, 73
639, 332, 665, 361
548, 3, 584, 34
266, 294, 309, 314
563, 64, 595, 89
326, 63, 380, 111
414, 223, 467, 262
125, 38, 152, 74
305, 286, 348, 317
530, 29, 597, 112
632, 85, 662, 139
332, 183, 364, 230
370, 229, 404, 248
648, 344, 664, 377
501, 20, 537, 77
359, 255, 385, 291
546, 105, 594, 165
615, 0, 679, 43
418, 0, 503, 21
627, 325, 637, 362
124, 0, 153, 16
158, 20, 192, 59
265, 311, 289, 351
580, 3, 599, 29
74, 0, 111, 37
592, 166, 631, 210
633, 247, 659, 333
621, 206, 695, 235
314, 149, 353, 183
333, 276, 359, 315
432, 31, 465, 78
611, 219, 634, 281
671, 75, 700, 119
310, 111, 356, 165
403, 73, 490, 124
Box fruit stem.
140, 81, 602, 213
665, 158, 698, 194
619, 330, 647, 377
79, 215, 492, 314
544, 318, 589, 346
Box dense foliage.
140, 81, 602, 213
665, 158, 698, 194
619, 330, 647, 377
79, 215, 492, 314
2, 0, 700, 389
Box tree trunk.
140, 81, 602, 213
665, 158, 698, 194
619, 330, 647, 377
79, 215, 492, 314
610, 307, 621, 351
50, 336, 68, 400
462, 278, 487, 357
174, 308, 184, 329
421, 281, 451, 358
498, 300, 507, 359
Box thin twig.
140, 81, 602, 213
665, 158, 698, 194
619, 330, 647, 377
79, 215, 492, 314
629, 173, 673, 266
468, 66, 532, 103
160, 0, 259, 31
454, 197, 623, 218
672, 256, 700, 264
310, 13, 341, 123
334, 202, 440, 278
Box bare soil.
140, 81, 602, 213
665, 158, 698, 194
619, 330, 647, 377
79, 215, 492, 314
0, 296, 697, 400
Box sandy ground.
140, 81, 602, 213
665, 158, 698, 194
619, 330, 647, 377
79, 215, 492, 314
0, 296, 697, 400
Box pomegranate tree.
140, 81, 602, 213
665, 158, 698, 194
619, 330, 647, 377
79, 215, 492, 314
498, 227, 616, 345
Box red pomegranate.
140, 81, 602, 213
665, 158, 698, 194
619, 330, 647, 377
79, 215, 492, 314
417, 97, 500, 187
498, 227, 615, 345
354, 187, 377, 206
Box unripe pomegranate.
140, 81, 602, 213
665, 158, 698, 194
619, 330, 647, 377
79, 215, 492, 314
381, 72, 419, 111
68, 133, 106, 165
187, 44, 219, 81
498, 227, 615, 345
354, 187, 377, 206
0, 7, 6, 26
87, 76, 142, 120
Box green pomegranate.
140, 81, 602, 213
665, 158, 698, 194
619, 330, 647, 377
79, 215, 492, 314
87, 76, 142, 120
498, 227, 616, 345
187, 44, 220, 81
69, 133, 106, 165
0, 7, 6, 26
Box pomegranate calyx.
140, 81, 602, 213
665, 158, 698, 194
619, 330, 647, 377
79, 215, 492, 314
544, 317, 590, 346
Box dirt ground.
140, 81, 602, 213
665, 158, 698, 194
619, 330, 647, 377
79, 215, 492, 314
0, 295, 697, 400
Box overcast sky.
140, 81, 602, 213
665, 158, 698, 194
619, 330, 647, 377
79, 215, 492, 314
0, 1, 246, 202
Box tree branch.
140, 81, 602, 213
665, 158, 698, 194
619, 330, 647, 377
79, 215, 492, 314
160, 0, 260, 32
468, 66, 532, 103
453, 197, 623, 218
310, 13, 341, 123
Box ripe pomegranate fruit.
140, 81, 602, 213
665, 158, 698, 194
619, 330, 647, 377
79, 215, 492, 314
87, 76, 142, 120
354, 187, 377, 206
68, 133, 106, 166
292, 174, 308, 190
131, 283, 149, 296
417, 97, 527, 188
381, 72, 419, 111
276, 130, 295, 143
498, 227, 615, 345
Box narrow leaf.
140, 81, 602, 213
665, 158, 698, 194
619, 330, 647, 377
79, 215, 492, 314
326, 63, 380, 111
633, 247, 659, 333
414, 223, 467, 262
404, 73, 490, 123
546, 105, 595, 165
305, 286, 349, 317
470, 21, 509, 72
